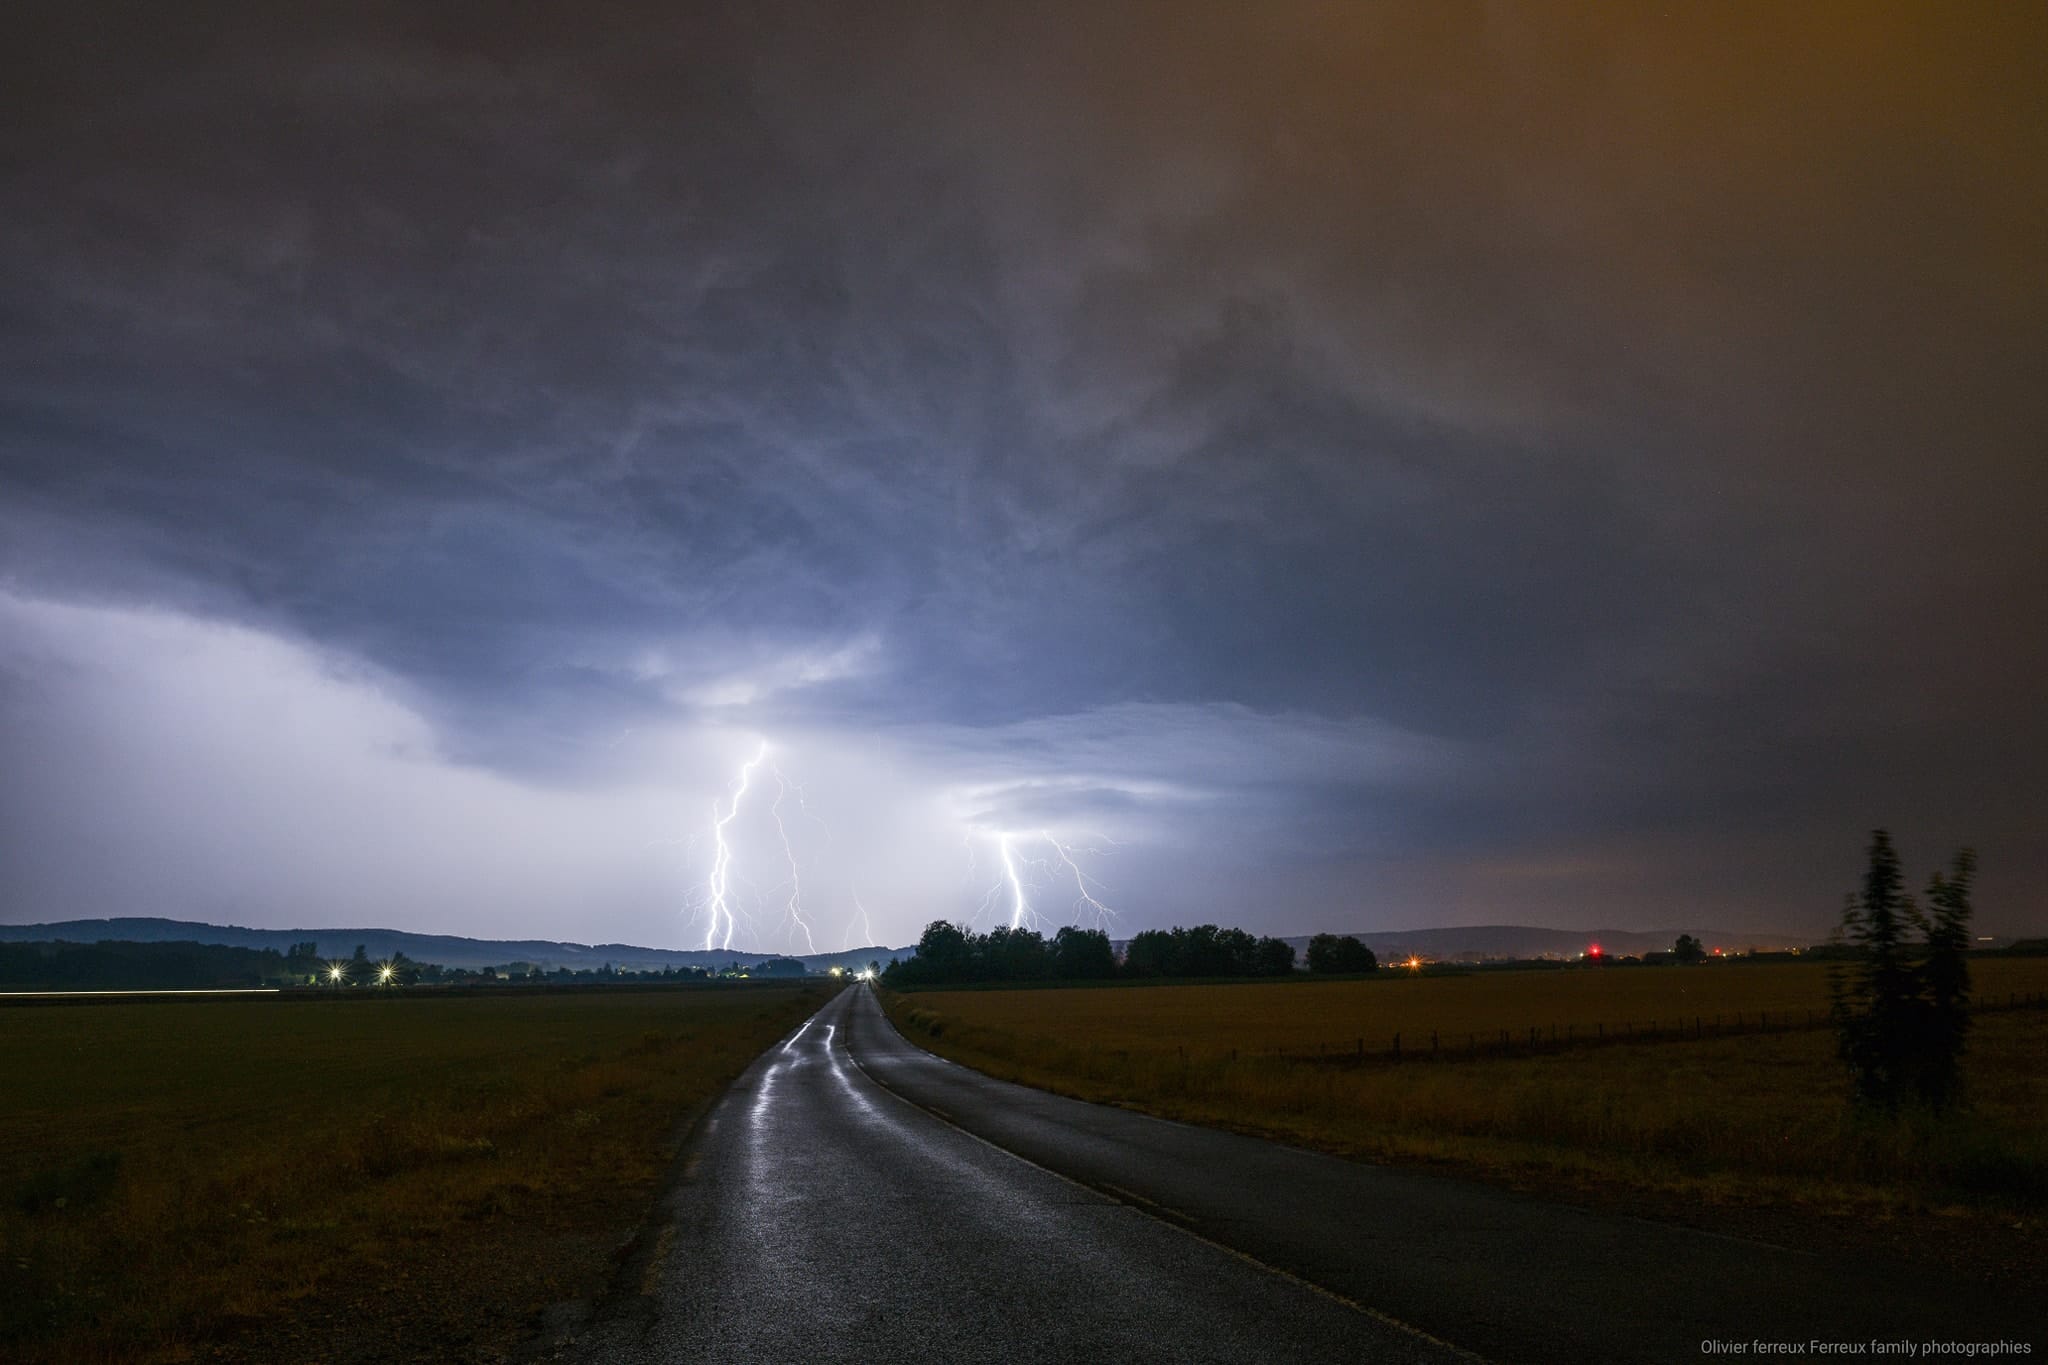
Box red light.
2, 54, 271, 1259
1588, 944, 1602, 958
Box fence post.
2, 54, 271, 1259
1597, 1022, 1603, 1040
1431, 1030, 1439, 1055
1356, 1037, 1364, 1056
1393, 1032, 1401, 1059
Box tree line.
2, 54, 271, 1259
881, 921, 1383, 987
0, 939, 299, 990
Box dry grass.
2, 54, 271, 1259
1, 982, 835, 1364
900, 958, 2048, 1057
884, 962, 2048, 1217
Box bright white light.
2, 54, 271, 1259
1039, 830, 1115, 927
702, 740, 769, 951
977, 830, 1116, 932
999, 833, 1029, 928
768, 765, 819, 954
843, 892, 877, 952
678, 740, 1119, 951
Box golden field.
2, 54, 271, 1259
900, 958, 2048, 1058
0, 982, 835, 1365
884, 961, 2048, 1218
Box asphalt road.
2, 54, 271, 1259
579, 985, 2039, 1364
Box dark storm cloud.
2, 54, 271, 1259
2, 1, 2044, 941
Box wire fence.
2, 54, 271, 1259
1174, 989, 2048, 1069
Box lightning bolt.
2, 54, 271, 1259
972, 830, 1117, 932
684, 742, 1120, 953
769, 764, 819, 955
703, 740, 769, 951
1000, 833, 1031, 929
843, 892, 877, 952
1041, 830, 1116, 927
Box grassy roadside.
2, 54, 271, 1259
879, 978, 2048, 1226
2, 982, 837, 1364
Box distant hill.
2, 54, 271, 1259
0, 917, 910, 974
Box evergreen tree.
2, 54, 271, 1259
1830, 831, 1976, 1114
1917, 849, 1975, 1111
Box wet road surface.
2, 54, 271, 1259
579, 985, 2037, 1363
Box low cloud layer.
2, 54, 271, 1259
2, 3, 2044, 945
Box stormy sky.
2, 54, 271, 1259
3, 2, 2044, 950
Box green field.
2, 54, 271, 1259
884, 960, 2048, 1219
1, 982, 836, 1364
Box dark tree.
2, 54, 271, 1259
1672, 934, 1706, 965
1917, 849, 1975, 1111
1179, 924, 1237, 977
1306, 934, 1377, 974
982, 926, 1051, 981
916, 921, 973, 977
1050, 926, 1117, 979
1832, 830, 1916, 1111
285, 940, 322, 978
1831, 831, 1977, 1114
1251, 936, 1297, 976
1122, 928, 1181, 978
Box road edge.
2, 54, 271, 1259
842, 984, 1491, 1364
516, 991, 844, 1361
